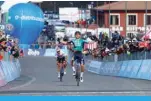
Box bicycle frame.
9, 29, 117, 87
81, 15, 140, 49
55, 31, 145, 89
74, 59, 81, 71
74, 59, 81, 86
60, 62, 64, 82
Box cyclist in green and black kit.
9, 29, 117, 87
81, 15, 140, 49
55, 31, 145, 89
61, 31, 88, 82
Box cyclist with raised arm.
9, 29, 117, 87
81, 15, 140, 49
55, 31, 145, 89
61, 31, 88, 82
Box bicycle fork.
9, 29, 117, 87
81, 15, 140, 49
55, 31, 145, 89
75, 62, 81, 86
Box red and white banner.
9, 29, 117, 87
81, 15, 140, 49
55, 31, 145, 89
84, 42, 97, 50
142, 30, 151, 39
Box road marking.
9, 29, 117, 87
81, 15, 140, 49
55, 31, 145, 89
10, 76, 36, 90
17, 91, 148, 95
125, 80, 146, 95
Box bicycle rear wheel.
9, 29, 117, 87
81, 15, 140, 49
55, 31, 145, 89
60, 67, 64, 82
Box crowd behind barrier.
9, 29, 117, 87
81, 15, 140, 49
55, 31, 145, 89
0, 31, 21, 88
85, 50, 151, 62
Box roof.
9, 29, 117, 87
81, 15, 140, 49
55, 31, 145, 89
94, 1, 151, 11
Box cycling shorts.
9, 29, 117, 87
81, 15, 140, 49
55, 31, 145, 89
57, 56, 65, 63
73, 51, 85, 65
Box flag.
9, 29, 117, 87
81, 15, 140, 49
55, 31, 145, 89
84, 42, 97, 50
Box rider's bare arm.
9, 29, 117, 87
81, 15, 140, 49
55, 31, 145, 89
60, 40, 68, 45
82, 51, 88, 54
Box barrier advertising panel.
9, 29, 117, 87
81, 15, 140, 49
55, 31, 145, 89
137, 60, 151, 80
99, 62, 106, 75
24, 49, 46, 56
123, 61, 134, 77
118, 61, 129, 77
0, 60, 21, 87
1, 61, 13, 82
88, 60, 102, 74
113, 61, 123, 76
85, 59, 91, 70
14, 60, 21, 77
0, 62, 6, 86
129, 60, 142, 79
104, 62, 116, 76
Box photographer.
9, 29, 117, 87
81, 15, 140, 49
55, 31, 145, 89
10, 45, 19, 59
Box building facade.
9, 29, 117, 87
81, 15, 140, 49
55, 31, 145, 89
92, 1, 151, 37
34, 1, 105, 12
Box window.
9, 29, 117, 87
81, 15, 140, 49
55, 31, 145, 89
127, 33, 135, 39
144, 14, 151, 25
110, 14, 119, 25
127, 14, 137, 25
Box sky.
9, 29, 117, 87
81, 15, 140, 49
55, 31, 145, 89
1, 1, 29, 13
1, 0, 43, 13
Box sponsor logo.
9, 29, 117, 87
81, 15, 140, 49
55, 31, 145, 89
28, 49, 40, 56
6, 24, 14, 31
14, 15, 44, 22
88, 61, 101, 74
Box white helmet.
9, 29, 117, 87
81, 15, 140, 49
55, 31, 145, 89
56, 47, 60, 52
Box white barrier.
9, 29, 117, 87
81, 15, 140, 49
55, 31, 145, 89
0, 63, 6, 87
0, 60, 21, 87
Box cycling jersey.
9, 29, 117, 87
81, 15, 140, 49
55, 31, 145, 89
56, 50, 66, 63
71, 38, 88, 52
69, 38, 87, 65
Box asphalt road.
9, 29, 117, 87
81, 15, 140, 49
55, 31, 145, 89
1, 57, 151, 95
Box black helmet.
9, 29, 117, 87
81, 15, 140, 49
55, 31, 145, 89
75, 31, 81, 36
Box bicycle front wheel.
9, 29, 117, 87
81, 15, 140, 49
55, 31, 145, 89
76, 71, 80, 86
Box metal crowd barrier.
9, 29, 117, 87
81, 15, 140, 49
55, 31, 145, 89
0, 51, 21, 87
66, 50, 151, 81
20, 43, 151, 62
84, 50, 151, 62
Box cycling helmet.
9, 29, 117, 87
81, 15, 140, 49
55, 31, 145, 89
75, 31, 81, 36
56, 47, 60, 52
63, 35, 69, 41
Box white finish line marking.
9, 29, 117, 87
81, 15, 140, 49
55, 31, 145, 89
10, 76, 36, 90
18, 91, 147, 95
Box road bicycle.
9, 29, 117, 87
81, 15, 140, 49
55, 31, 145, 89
74, 58, 81, 86
60, 62, 65, 82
